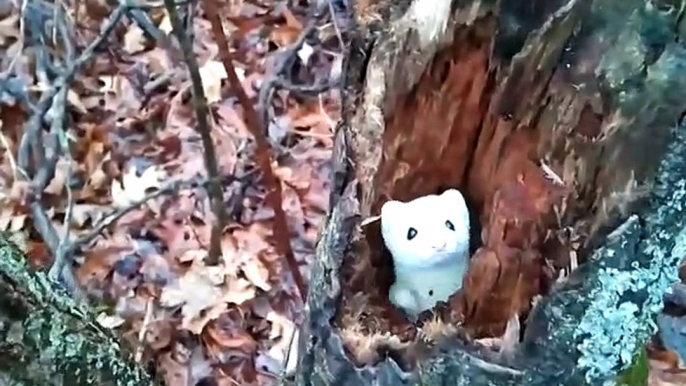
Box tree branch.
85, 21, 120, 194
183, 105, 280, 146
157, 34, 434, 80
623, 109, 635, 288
203, 0, 310, 300
162, 0, 227, 266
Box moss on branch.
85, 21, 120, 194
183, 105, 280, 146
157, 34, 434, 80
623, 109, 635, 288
0, 235, 157, 386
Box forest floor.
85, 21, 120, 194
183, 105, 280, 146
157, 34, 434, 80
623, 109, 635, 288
1, 0, 686, 385
0, 0, 340, 384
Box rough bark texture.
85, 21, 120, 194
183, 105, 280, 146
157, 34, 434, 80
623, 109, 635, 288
294, 0, 686, 385
0, 234, 157, 386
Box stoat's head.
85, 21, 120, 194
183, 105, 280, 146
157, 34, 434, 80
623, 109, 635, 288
380, 189, 470, 269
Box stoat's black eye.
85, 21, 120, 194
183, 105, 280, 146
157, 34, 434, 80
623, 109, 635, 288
445, 220, 455, 231
407, 227, 418, 240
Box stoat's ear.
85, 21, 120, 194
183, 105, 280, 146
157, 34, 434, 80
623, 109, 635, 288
380, 200, 404, 222
439, 188, 465, 203
440, 188, 470, 224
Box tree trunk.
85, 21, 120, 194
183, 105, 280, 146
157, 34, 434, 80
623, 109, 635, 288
0, 235, 156, 386
294, 0, 686, 385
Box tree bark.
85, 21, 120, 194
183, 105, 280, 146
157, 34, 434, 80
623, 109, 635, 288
294, 0, 686, 385
0, 234, 156, 386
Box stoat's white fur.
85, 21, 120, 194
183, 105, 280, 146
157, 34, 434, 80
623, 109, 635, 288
380, 189, 471, 318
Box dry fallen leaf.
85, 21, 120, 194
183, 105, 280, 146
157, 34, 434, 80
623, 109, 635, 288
160, 262, 225, 329
158, 11, 173, 34
204, 311, 258, 360
160, 260, 257, 334
199, 60, 228, 104
67, 88, 88, 114
241, 257, 272, 292
111, 164, 164, 208
297, 42, 314, 65
0, 206, 25, 232
124, 24, 147, 54
96, 312, 126, 329
0, 13, 20, 45
269, 24, 301, 47
69, 204, 110, 228
44, 158, 71, 196
224, 274, 258, 306
158, 345, 212, 386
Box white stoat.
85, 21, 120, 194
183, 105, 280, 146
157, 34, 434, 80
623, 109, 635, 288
380, 189, 471, 318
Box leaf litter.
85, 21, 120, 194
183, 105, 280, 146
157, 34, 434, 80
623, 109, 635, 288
0, 0, 335, 384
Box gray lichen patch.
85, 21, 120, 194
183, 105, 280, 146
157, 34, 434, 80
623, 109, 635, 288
573, 123, 686, 383
575, 218, 686, 384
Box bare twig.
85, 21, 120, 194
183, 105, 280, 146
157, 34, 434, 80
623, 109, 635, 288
125, 6, 168, 42
135, 297, 155, 362
18, 3, 124, 178
252, 3, 339, 132
0, 0, 28, 82
282, 326, 299, 376
0, 122, 27, 180
67, 180, 182, 254
204, 0, 308, 300
38, 3, 125, 284
8, 0, 219, 301
60, 175, 240, 266
47, 85, 73, 281
124, 0, 192, 9
72, 5, 125, 70
276, 78, 336, 97
326, 0, 345, 53
15, 3, 126, 293
256, 21, 317, 134
75, 175, 238, 253
162, 0, 227, 266
18, 95, 52, 183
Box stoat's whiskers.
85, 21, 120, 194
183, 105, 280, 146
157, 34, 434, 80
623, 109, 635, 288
361, 215, 381, 227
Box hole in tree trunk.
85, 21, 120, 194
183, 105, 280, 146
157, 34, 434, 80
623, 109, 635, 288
331, 6, 665, 370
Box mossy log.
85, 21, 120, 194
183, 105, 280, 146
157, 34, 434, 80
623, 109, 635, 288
0, 235, 156, 386
294, 0, 686, 385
